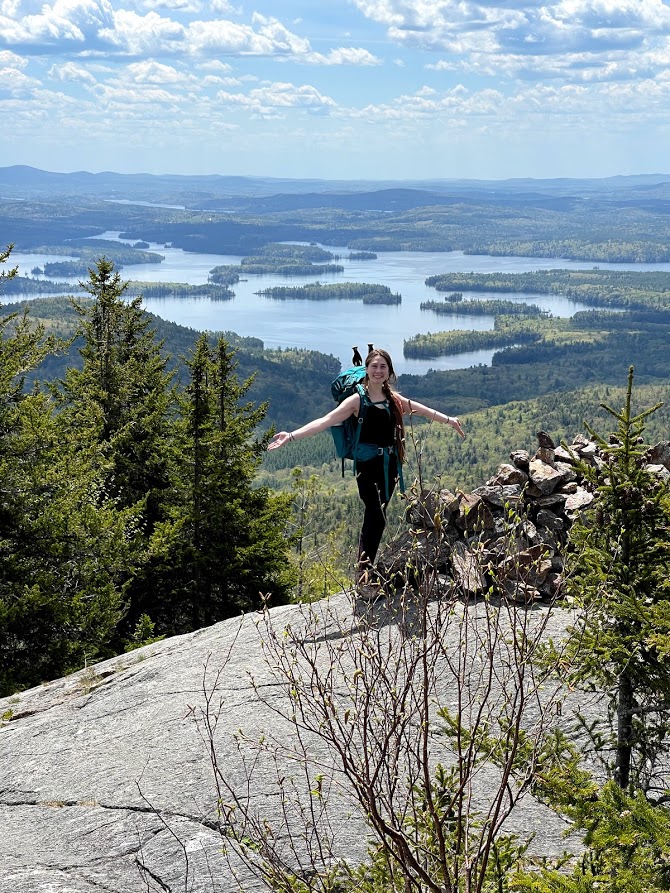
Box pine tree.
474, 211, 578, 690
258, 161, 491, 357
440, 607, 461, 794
145, 334, 295, 633
564, 366, 670, 791
59, 257, 175, 516
0, 248, 128, 694
56, 258, 177, 643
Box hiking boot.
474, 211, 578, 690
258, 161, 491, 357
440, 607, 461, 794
356, 579, 383, 602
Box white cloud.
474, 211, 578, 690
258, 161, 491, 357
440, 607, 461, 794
351, 0, 670, 84
0, 48, 26, 66
339, 75, 670, 136
198, 58, 232, 72
185, 15, 313, 56
0, 3, 379, 70
141, 0, 202, 11
304, 47, 381, 65
210, 0, 239, 12
48, 60, 97, 83
215, 80, 336, 115
0, 0, 21, 15
0, 0, 116, 48
202, 73, 242, 85
100, 9, 185, 53
0, 60, 38, 95
186, 19, 280, 54
93, 80, 179, 103
250, 13, 312, 54
126, 58, 186, 82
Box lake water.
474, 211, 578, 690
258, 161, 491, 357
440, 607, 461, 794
9, 234, 670, 376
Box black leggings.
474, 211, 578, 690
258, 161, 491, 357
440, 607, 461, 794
356, 455, 398, 567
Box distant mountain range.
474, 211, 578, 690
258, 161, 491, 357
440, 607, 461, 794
1, 164, 669, 209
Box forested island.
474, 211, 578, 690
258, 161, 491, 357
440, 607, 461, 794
425, 269, 670, 310
32, 239, 164, 269
421, 297, 545, 316
208, 242, 346, 280
257, 281, 401, 303
404, 327, 542, 357
129, 281, 235, 300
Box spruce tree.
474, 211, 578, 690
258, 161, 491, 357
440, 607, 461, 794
0, 248, 128, 694
564, 367, 670, 791
56, 258, 176, 642
146, 334, 295, 633
59, 257, 175, 516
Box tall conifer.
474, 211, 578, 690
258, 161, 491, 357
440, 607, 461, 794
145, 334, 295, 633
564, 367, 670, 791
0, 248, 128, 693
56, 258, 176, 643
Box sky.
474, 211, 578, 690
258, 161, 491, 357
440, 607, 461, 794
1, 0, 670, 182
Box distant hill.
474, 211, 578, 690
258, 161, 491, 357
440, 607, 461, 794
2, 164, 669, 208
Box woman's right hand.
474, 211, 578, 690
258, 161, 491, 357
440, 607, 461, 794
267, 431, 291, 450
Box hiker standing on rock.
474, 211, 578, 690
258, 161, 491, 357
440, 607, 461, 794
268, 348, 465, 596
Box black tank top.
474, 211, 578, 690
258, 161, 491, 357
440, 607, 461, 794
359, 399, 394, 447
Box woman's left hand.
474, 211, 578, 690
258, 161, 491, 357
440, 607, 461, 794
450, 417, 466, 438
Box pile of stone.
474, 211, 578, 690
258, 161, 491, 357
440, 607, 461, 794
378, 433, 670, 603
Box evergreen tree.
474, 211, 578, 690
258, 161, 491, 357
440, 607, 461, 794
0, 247, 128, 694
145, 334, 295, 634
56, 258, 176, 642
59, 257, 175, 517
563, 367, 670, 791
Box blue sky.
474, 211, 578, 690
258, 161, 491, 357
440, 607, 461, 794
1, 0, 670, 181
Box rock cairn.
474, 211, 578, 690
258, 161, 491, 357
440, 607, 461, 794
378, 433, 670, 603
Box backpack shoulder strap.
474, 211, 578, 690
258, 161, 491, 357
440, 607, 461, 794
352, 384, 368, 477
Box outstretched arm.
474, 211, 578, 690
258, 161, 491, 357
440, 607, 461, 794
267, 392, 360, 450
397, 394, 466, 438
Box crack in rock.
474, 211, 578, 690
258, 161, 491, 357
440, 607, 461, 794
0, 797, 221, 832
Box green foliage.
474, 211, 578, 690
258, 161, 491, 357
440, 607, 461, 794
0, 246, 130, 694
421, 298, 544, 316
561, 368, 670, 789
286, 468, 350, 601
424, 270, 670, 312
0, 253, 307, 691
123, 614, 165, 652
0, 243, 17, 282
56, 258, 176, 533
511, 783, 670, 893
0, 393, 130, 694
256, 281, 397, 302
319, 763, 532, 893
142, 334, 296, 633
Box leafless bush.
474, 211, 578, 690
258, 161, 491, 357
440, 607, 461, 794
194, 499, 579, 893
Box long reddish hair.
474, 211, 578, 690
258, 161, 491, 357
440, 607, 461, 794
364, 348, 405, 463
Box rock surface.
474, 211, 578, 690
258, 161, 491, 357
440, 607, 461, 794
1, 592, 599, 893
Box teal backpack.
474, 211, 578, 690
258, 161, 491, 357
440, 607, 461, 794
330, 364, 370, 475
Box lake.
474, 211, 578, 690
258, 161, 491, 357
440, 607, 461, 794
10, 234, 670, 376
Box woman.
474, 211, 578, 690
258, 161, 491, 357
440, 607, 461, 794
268, 348, 465, 596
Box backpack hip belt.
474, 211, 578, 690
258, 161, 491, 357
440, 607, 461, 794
355, 442, 405, 503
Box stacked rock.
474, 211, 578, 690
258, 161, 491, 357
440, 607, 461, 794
378, 434, 670, 603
